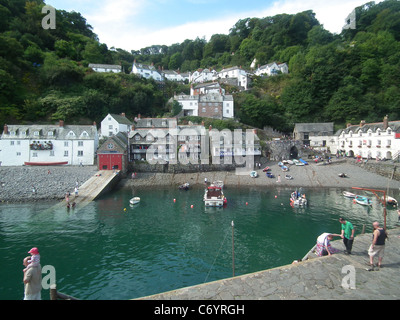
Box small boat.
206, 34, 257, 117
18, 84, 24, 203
286, 160, 294, 165
250, 171, 258, 178
293, 159, 304, 166
354, 195, 372, 206
278, 162, 284, 167
338, 173, 348, 178
203, 184, 226, 207
262, 166, 271, 172
285, 174, 293, 180
178, 182, 190, 190
290, 190, 307, 207
24, 161, 68, 166
266, 172, 275, 178
381, 196, 398, 207
129, 197, 140, 205
281, 165, 289, 172
299, 158, 308, 165
342, 191, 356, 198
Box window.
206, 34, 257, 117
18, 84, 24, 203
78, 141, 83, 147
135, 135, 140, 141
214, 108, 218, 113
10, 141, 14, 146
50, 151, 55, 156
202, 108, 206, 113
77, 150, 83, 157
16, 152, 21, 156
64, 141, 69, 147
32, 152, 38, 157
109, 125, 113, 129
64, 151, 68, 157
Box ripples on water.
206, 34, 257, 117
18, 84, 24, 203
1, 186, 399, 300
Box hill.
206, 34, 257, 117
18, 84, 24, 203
1, 0, 400, 132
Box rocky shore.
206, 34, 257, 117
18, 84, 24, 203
1, 160, 399, 203
0, 165, 98, 203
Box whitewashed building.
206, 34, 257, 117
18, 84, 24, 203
131, 61, 163, 81
0, 121, 99, 166
100, 113, 132, 138
216, 66, 251, 90
293, 123, 335, 151
88, 64, 122, 73
255, 62, 288, 76
335, 116, 400, 160
189, 68, 217, 83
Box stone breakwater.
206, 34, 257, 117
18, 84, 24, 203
0, 165, 98, 203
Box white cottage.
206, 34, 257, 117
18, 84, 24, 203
255, 62, 288, 76
88, 64, 122, 73
131, 61, 163, 81
0, 121, 99, 166
216, 66, 251, 90
100, 113, 132, 138
336, 116, 400, 160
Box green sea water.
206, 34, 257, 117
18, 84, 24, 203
1, 185, 399, 300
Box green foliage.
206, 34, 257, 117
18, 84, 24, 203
1, 0, 400, 133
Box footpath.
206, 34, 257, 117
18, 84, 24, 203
138, 227, 400, 300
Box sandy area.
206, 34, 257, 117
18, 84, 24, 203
123, 160, 400, 191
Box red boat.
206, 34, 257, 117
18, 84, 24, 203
24, 161, 68, 166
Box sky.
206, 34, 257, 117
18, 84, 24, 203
46, 0, 384, 52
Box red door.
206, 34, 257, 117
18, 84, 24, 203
99, 154, 122, 170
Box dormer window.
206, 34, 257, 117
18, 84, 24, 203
34, 131, 39, 136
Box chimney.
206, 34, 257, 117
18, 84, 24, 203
209, 125, 212, 131
383, 115, 388, 130
346, 123, 352, 128
132, 124, 135, 130
138, 114, 141, 119
59, 120, 64, 128
93, 121, 97, 127
121, 112, 126, 117
3, 124, 8, 135
360, 120, 365, 127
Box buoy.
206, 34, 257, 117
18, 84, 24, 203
275, 195, 277, 198
246, 202, 248, 205
191, 204, 194, 208
173, 198, 176, 203
123, 208, 127, 212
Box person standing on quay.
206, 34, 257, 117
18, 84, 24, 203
23, 255, 42, 300
339, 217, 354, 254
367, 221, 387, 271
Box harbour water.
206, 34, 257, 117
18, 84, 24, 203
1, 185, 399, 300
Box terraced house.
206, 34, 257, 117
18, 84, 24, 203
0, 121, 99, 166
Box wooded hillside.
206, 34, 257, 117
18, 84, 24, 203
1, 0, 400, 132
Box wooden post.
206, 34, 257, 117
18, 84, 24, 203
50, 284, 58, 300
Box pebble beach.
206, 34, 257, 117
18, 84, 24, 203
1, 160, 399, 203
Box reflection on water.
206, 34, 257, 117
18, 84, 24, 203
1, 186, 399, 300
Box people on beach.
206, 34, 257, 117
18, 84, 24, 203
23, 254, 42, 300
339, 217, 355, 254
23, 247, 40, 273
367, 221, 387, 271
315, 233, 341, 256
74, 187, 79, 197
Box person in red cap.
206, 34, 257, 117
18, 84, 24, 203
23, 247, 40, 273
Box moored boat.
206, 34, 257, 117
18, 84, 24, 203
381, 196, 398, 207
24, 161, 68, 166
299, 158, 308, 165
281, 165, 289, 172
250, 171, 258, 178
342, 191, 356, 198
354, 195, 372, 206
285, 174, 293, 180
203, 184, 226, 207
290, 190, 307, 207
129, 197, 140, 205
178, 182, 190, 190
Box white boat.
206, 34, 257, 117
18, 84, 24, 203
285, 174, 293, 180
290, 191, 307, 207
381, 196, 398, 207
354, 195, 372, 206
281, 165, 289, 172
293, 159, 304, 166
342, 191, 356, 198
250, 171, 258, 178
203, 184, 227, 207
129, 197, 140, 205
178, 182, 190, 190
